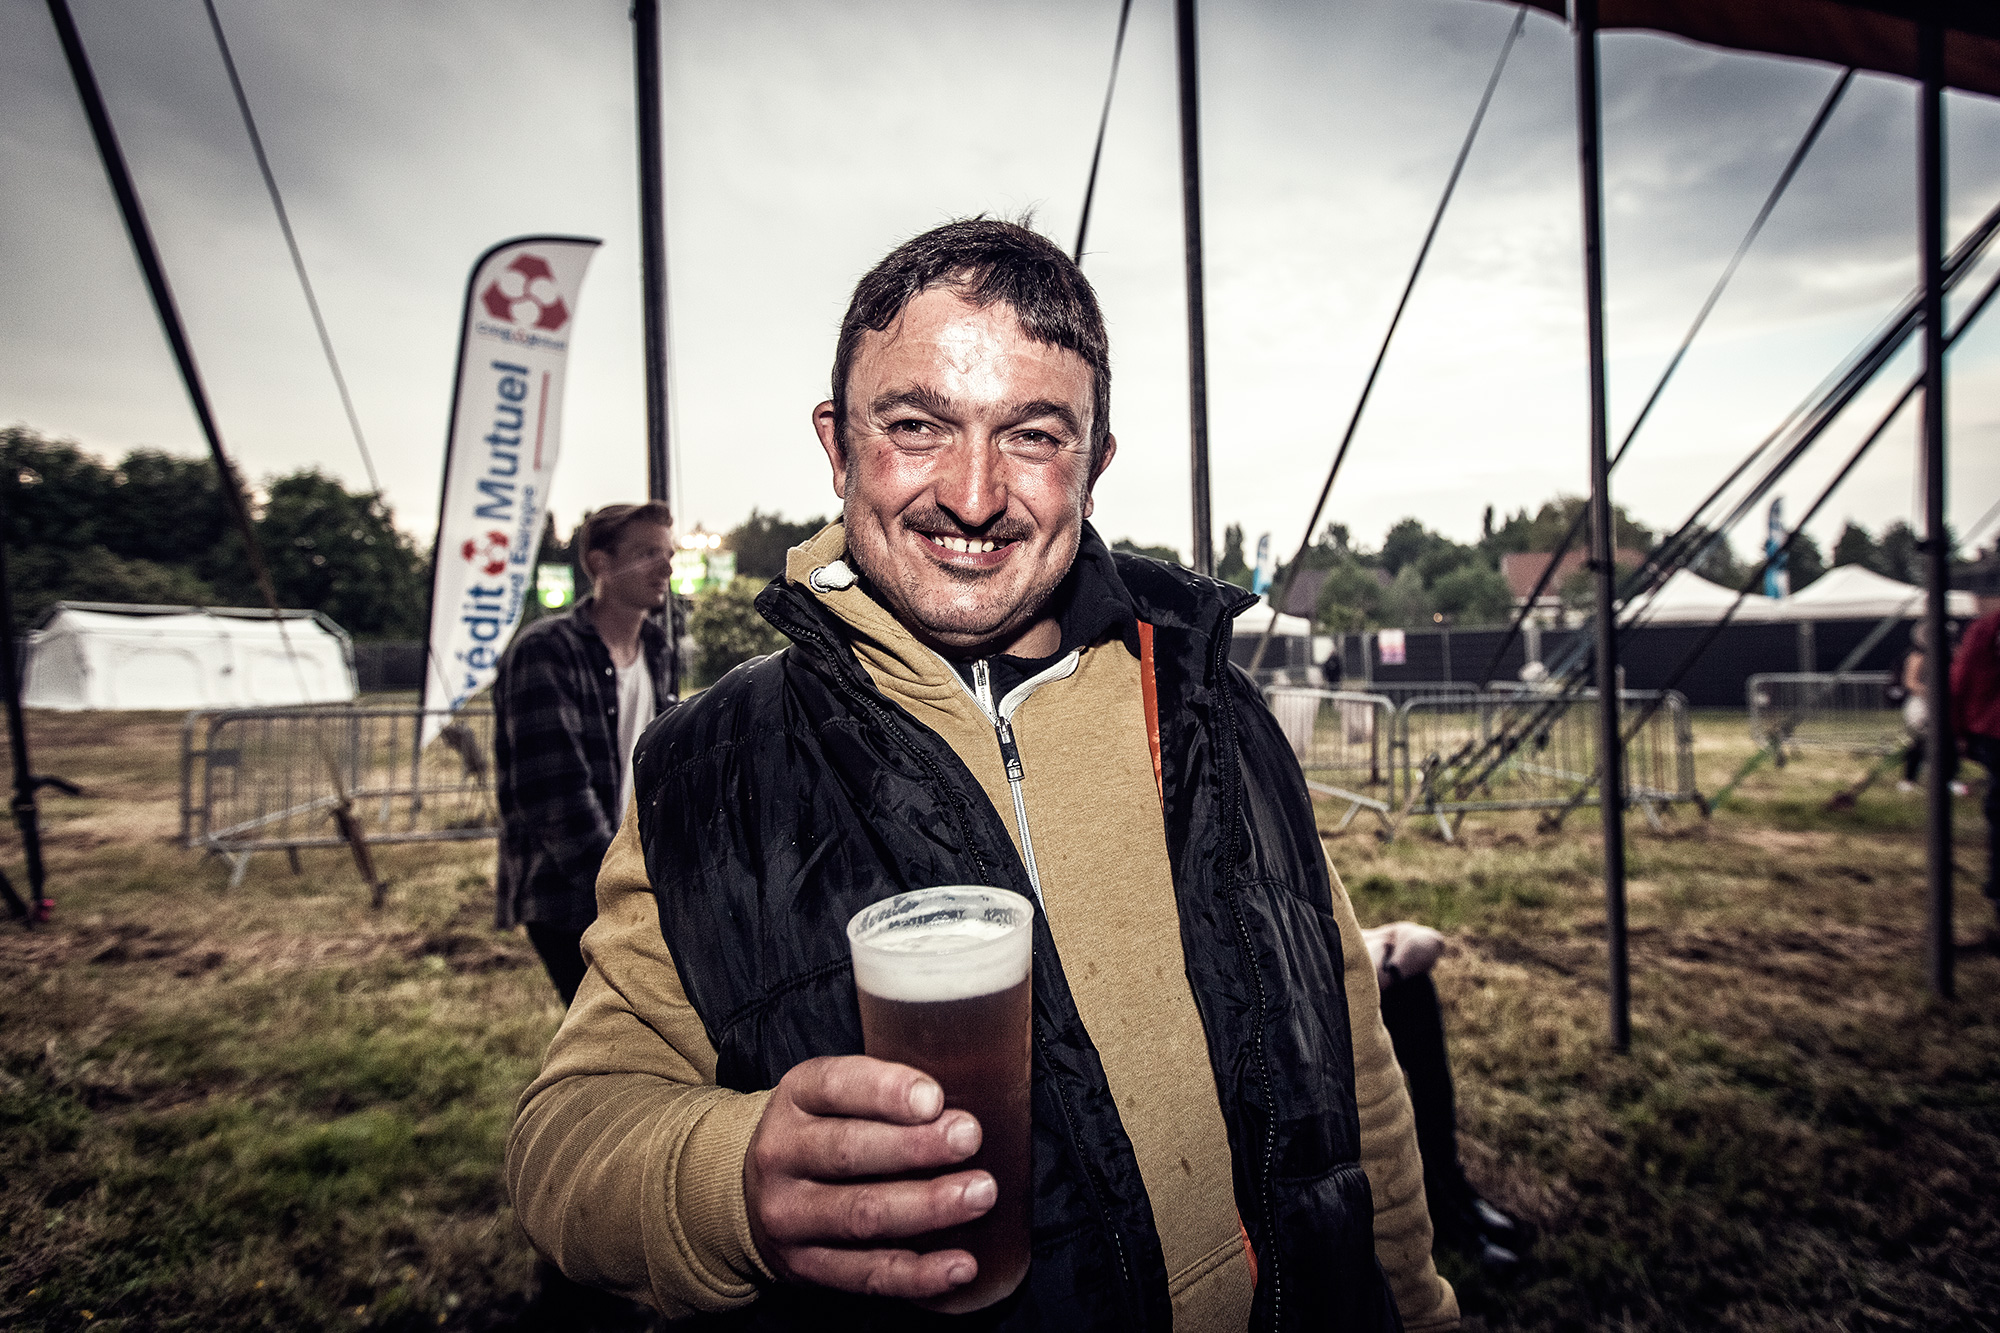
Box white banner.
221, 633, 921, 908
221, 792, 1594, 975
420, 235, 600, 749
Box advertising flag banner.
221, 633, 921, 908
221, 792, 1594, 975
420, 236, 600, 749
1764, 497, 1789, 599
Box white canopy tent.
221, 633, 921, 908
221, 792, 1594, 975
1774, 565, 1977, 621
22, 603, 357, 711
1235, 600, 1314, 639
1620, 569, 1784, 625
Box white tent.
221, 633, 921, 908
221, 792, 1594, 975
1774, 565, 1977, 620
22, 604, 357, 711
1235, 599, 1314, 638
1620, 569, 1783, 625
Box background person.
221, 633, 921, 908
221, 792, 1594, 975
1953, 607, 2000, 911
1898, 622, 1965, 796
1365, 923, 1531, 1273
506, 220, 1456, 1330
493, 500, 674, 1006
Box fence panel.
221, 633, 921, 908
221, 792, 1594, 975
182, 703, 497, 881
1745, 672, 1900, 755
1263, 687, 1398, 830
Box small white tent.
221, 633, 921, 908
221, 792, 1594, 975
1234, 600, 1314, 639
1774, 565, 1977, 620
22, 604, 357, 711
1620, 569, 1783, 625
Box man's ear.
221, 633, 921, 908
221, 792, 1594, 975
813, 400, 849, 500
582, 545, 609, 585
1083, 433, 1117, 519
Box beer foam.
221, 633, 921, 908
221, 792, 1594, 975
849, 890, 1033, 1003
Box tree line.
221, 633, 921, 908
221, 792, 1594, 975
2, 425, 427, 638
5, 421, 1967, 656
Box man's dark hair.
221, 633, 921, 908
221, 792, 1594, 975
581, 500, 673, 559
832, 217, 1111, 465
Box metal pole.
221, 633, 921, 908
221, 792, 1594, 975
1174, 0, 1214, 577
633, 0, 679, 695
1575, 0, 1629, 1052
1919, 21, 1953, 1000
0, 498, 51, 928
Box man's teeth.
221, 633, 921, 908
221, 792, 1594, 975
927, 534, 1000, 554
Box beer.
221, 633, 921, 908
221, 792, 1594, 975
848, 887, 1034, 1314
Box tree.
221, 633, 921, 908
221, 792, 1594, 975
251, 470, 428, 638
1786, 531, 1826, 591
727, 509, 831, 581
1380, 518, 1446, 577
1878, 520, 1922, 584
1217, 523, 1250, 588
1480, 495, 1654, 558
1113, 537, 1182, 565
687, 578, 786, 687
103, 449, 231, 566
1832, 520, 1881, 571
1379, 565, 1433, 628
1314, 560, 1384, 633
1430, 564, 1513, 625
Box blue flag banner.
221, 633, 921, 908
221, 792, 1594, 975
1764, 497, 1789, 599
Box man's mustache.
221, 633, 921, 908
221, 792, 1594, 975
899, 505, 1033, 545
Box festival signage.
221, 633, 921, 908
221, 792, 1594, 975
420, 235, 600, 749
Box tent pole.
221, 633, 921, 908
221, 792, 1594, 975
0, 495, 50, 929
633, 0, 679, 697
1575, 0, 1629, 1052
1919, 21, 1953, 1000
1174, 0, 1214, 577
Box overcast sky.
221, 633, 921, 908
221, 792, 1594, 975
6, 0, 1999, 567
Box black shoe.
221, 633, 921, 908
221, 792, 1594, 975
1466, 1194, 1534, 1254
1477, 1236, 1522, 1277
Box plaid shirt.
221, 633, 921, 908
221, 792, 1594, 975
492, 598, 672, 930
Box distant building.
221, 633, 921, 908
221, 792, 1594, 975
1501, 549, 1644, 626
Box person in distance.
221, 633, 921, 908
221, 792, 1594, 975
492, 501, 674, 1006
506, 219, 1457, 1330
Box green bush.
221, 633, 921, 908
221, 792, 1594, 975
687, 578, 786, 688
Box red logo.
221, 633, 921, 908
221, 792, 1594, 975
462, 530, 509, 576
480, 254, 570, 331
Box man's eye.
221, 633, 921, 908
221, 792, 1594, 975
890, 420, 941, 443
1003, 432, 1061, 459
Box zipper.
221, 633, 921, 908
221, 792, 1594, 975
960, 655, 1078, 907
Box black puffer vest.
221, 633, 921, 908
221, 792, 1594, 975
633, 546, 1401, 1332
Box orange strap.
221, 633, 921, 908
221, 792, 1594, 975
1137, 622, 1163, 806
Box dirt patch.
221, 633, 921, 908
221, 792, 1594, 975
1730, 827, 1838, 855
0, 920, 530, 977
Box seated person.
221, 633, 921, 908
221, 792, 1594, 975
1363, 922, 1532, 1271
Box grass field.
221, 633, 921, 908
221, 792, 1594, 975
1, 706, 1996, 1330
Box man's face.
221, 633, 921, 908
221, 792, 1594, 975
589, 521, 673, 614
814, 288, 1115, 658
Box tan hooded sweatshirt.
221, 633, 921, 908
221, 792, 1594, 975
507, 525, 1457, 1330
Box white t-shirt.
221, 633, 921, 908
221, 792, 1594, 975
614, 658, 656, 820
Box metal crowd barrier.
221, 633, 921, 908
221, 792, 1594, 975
181, 703, 496, 884
1265, 685, 1700, 840
1266, 689, 1399, 831
1745, 671, 1900, 758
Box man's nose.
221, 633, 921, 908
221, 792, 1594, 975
934, 433, 1008, 529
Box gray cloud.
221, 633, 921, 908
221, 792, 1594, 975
4, 0, 1996, 570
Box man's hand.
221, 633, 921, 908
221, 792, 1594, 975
1362, 921, 1446, 992
744, 1055, 994, 1300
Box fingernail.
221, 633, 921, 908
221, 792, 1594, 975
945, 1115, 979, 1155
908, 1079, 942, 1119
963, 1175, 996, 1210
946, 1257, 976, 1285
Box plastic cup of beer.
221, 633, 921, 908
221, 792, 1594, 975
846, 886, 1034, 1314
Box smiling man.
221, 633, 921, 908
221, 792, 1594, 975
506, 220, 1457, 1331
